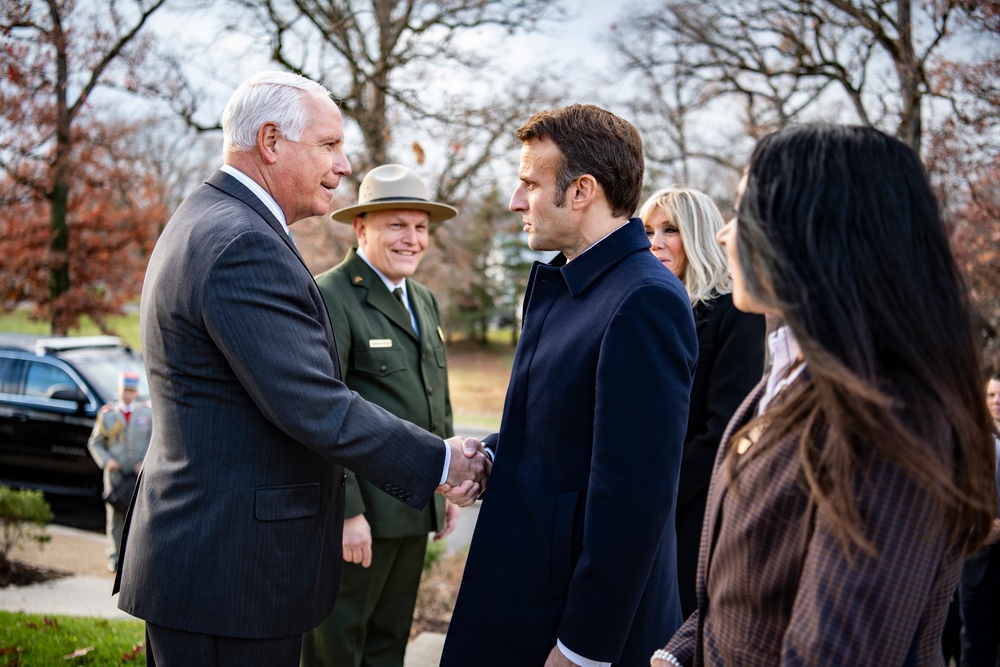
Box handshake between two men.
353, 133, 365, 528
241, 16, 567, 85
437, 437, 492, 507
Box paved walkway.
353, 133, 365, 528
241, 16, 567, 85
0, 507, 481, 667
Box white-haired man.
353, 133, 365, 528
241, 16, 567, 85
114, 71, 488, 667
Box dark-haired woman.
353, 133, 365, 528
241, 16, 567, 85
639, 187, 765, 619
651, 124, 996, 666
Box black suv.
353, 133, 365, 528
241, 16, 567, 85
0, 334, 148, 496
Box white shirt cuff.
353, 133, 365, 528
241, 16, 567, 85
557, 639, 610, 667
439, 440, 451, 485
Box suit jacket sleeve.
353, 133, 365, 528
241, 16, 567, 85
202, 228, 443, 508
663, 612, 698, 665
558, 283, 697, 659
678, 304, 765, 506
780, 446, 953, 664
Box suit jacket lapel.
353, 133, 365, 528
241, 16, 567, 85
701, 379, 767, 591
205, 170, 305, 265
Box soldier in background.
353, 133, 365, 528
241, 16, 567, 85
87, 371, 151, 572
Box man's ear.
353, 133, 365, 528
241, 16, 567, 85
353, 217, 367, 247
570, 174, 598, 211
259, 122, 280, 165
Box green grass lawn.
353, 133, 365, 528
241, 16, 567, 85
0, 611, 145, 665
0, 309, 141, 350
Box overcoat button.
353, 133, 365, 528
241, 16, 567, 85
384, 483, 392, 491
391, 486, 398, 494
427, 386, 434, 396
404, 493, 412, 501
341, 474, 347, 486
380, 364, 387, 373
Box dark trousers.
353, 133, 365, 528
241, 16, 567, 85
301, 534, 427, 667
145, 622, 302, 667
959, 544, 1000, 667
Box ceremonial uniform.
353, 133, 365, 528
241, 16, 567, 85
87, 397, 152, 570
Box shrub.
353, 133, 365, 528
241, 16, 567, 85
424, 537, 447, 570
0, 486, 54, 578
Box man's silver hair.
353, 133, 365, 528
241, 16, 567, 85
221, 70, 334, 156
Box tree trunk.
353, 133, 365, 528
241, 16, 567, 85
895, 0, 922, 154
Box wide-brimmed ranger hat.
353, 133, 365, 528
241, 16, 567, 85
331, 164, 458, 224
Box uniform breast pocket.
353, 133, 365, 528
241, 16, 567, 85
353, 348, 406, 378
431, 343, 446, 369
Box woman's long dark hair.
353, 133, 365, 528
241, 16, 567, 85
731, 123, 995, 555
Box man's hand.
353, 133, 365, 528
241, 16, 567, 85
433, 501, 461, 541
342, 514, 373, 568
437, 437, 491, 507
106, 458, 121, 472
544, 645, 581, 667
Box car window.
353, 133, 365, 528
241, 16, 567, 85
63, 350, 148, 400
24, 361, 78, 399
0, 357, 10, 392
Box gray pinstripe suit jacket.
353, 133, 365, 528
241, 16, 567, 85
115, 171, 445, 638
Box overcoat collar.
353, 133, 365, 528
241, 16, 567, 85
341, 247, 419, 341
547, 218, 650, 298
205, 170, 303, 263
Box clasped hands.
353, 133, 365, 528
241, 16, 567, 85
437, 436, 492, 507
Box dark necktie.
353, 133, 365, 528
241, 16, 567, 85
393, 287, 420, 339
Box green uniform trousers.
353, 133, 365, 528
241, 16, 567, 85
301, 534, 428, 667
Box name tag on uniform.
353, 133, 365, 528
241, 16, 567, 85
369, 339, 393, 348
436, 326, 445, 342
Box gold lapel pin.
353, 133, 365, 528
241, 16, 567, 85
737, 422, 769, 455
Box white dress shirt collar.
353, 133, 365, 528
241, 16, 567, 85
758, 325, 806, 415
355, 247, 418, 334
220, 164, 291, 237
356, 247, 408, 299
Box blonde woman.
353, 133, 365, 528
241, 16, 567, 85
639, 187, 766, 618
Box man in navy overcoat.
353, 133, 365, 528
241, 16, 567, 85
440, 104, 698, 667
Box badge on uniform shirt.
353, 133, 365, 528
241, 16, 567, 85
436, 326, 445, 342
369, 339, 393, 348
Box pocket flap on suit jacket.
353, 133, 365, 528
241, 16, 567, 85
255, 483, 321, 521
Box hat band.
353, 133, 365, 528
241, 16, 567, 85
362, 196, 433, 205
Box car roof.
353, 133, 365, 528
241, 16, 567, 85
0, 334, 126, 356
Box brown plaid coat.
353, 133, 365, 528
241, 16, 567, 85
663, 379, 962, 666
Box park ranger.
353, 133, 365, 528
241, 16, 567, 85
302, 164, 461, 667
